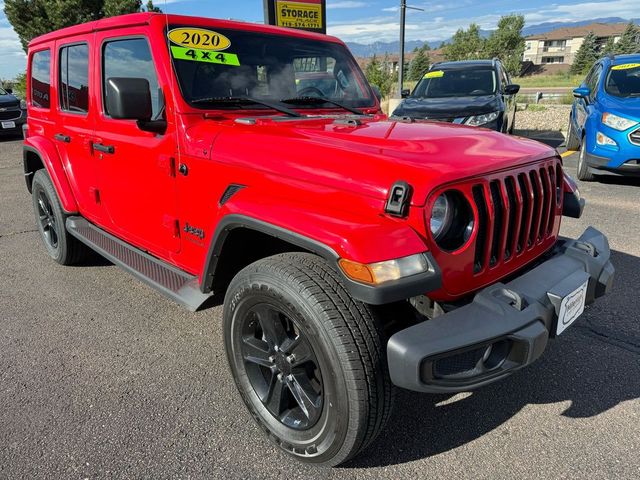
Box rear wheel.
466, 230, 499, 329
577, 139, 595, 181
223, 252, 393, 466
31, 169, 88, 265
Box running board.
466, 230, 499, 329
66, 216, 212, 311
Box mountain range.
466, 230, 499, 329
346, 17, 639, 57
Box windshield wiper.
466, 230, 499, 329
281, 96, 365, 115
191, 96, 302, 117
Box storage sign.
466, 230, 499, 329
264, 0, 326, 34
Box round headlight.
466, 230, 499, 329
429, 190, 475, 251
430, 193, 452, 240
20, 99, 27, 110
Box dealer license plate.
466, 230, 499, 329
1, 121, 16, 129
556, 280, 588, 335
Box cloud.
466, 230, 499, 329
328, 0, 640, 44
327, 1, 368, 8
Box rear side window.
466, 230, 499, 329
31, 50, 51, 109
59, 44, 89, 113
103, 38, 161, 118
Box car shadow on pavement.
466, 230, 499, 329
515, 130, 565, 148
345, 248, 640, 468
592, 175, 640, 187
0, 133, 23, 142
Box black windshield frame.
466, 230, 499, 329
167, 26, 376, 111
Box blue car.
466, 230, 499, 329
567, 54, 640, 181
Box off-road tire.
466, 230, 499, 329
576, 138, 595, 181
31, 169, 88, 265
223, 252, 394, 466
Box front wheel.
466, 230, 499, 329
223, 253, 393, 466
577, 140, 595, 181
566, 116, 580, 151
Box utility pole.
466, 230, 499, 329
398, 0, 424, 96
398, 0, 406, 97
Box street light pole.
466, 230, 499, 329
398, 0, 406, 97
398, 1, 424, 97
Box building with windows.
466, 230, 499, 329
523, 22, 628, 66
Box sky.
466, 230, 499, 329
1, 0, 638, 79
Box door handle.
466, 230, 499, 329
92, 142, 115, 154
54, 133, 71, 143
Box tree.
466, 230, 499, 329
4, 0, 161, 52
602, 36, 617, 56
444, 23, 484, 61
614, 22, 640, 55
364, 54, 396, 98
571, 31, 600, 74
483, 14, 526, 77
408, 45, 430, 81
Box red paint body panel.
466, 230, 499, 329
26, 13, 565, 302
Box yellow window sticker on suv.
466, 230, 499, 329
168, 28, 231, 51
611, 63, 640, 70
171, 46, 240, 66
424, 70, 444, 79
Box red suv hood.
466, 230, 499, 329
204, 117, 556, 206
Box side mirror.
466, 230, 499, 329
371, 86, 382, 102
106, 77, 152, 120
504, 84, 520, 95
401, 89, 411, 98
573, 87, 590, 99
5, 88, 13, 94
105, 77, 166, 134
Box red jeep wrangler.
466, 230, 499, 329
24, 13, 614, 466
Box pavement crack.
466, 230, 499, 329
573, 323, 640, 355
0, 229, 38, 239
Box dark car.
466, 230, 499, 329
0, 86, 27, 136
392, 59, 520, 133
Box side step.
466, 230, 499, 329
66, 216, 212, 312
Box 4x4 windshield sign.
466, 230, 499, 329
168, 27, 240, 66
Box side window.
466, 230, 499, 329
102, 38, 161, 118
31, 50, 51, 109
59, 44, 89, 113
586, 64, 602, 97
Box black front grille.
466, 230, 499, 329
630, 128, 640, 146
0, 109, 21, 121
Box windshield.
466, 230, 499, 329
168, 26, 374, 110
412, 68, 497, 98
0, 87, 7, 95
605, 63, 640, 98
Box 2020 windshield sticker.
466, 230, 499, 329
171, 46, 240, 66
168, 28, 231, 51
424, 70, 444, 79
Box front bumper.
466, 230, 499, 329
584, 150, 640, 176
0, 109, 27, 133
387, 227, 614, 393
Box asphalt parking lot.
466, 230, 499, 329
1, 133, 639, 479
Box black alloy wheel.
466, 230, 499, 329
240, 303, 323, 430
